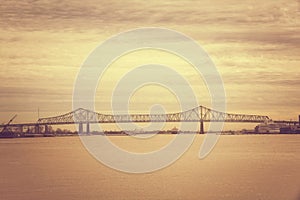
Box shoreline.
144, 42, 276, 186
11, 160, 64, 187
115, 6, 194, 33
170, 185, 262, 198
1, 132, 299, 139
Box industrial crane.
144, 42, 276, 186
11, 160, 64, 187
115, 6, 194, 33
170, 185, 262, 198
0, 115, 17, 134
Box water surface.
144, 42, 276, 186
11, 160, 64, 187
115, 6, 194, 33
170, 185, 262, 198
0, 135, 299, 200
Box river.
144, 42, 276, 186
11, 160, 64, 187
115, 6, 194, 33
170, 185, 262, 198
0, 135, 299, 200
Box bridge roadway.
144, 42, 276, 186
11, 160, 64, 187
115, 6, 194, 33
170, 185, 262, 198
0, 106, 297, 134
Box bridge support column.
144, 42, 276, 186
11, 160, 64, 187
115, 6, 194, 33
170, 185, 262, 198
17, 125, 23, 137
45, 125, 48, 134
200, 120, 204, 134
86, 123, 90, 134
79, 123, 83, 134
35, 125, 40, 134
19, 125, 23, 134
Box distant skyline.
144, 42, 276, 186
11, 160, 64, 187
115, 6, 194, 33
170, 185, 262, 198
0, 0, 299, 125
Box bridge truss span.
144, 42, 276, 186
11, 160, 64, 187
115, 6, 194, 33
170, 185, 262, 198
0, 105, 271, 135
37, 106, 270, 125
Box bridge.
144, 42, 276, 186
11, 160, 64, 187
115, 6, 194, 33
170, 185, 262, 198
0, 105, 274, 135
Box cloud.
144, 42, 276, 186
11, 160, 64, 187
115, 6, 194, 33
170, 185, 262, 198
0, 0, 298, 30
0, 0, 299, 122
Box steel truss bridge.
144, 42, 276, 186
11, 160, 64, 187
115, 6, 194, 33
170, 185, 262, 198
0, 105, 275, 135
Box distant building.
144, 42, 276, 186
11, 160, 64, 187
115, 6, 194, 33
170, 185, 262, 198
255, 120, 286, 134
280, 115, 300, 134
280, 125, 300, 134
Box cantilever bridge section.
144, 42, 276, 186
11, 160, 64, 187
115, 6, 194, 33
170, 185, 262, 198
34, 106, 270, 134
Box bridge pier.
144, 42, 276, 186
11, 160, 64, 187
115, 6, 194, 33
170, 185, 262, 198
45, 125, 49, 134
200, 120, 204, 134
16, 125, 23, 137
79, 123, 83, 134
34, 125, 41, 134
35, 125, 40, 134
19, 125, 23, 134
86, 123, 90, 134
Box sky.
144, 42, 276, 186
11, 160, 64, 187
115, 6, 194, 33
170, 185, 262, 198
0, 0, 299, 127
